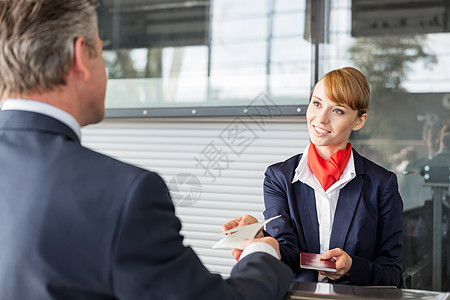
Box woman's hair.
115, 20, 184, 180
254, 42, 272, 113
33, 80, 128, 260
0, 0, 99, 98
319, 67, 370, 116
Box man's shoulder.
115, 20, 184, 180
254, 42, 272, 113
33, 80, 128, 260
75, 144, 155, 181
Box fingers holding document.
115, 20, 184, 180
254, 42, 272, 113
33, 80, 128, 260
220, 215, 281, 262
221, 214, 263, 238
221, 215, 263, 261
319, 248, 353, 281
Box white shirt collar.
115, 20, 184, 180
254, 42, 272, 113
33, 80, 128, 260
292, 143, 356, 193
1, 98, 81, 140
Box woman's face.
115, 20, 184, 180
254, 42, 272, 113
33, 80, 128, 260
306, 79, 367, 157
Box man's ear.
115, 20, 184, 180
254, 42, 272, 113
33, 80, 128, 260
72, 36, 90, 82
353, 113, 367, 131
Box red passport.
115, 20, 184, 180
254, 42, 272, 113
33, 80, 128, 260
300, 252, 337, 272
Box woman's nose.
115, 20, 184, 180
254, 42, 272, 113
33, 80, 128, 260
315, 109, 329, 124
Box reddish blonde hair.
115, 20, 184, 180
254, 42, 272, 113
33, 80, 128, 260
319, 67, 370, 116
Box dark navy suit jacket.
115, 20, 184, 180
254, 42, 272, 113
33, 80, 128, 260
263, 150, 404, 287
0, 110, 293, 300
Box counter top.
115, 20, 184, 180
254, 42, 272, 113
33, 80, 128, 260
284, 282, 450, 300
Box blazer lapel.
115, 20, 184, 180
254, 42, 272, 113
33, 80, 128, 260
293, 181, 320, 253
329, 150, 365, 250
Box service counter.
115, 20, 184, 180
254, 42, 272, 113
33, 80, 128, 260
284, 282, 450, 300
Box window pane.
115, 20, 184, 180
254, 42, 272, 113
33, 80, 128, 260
326, 0, 450, 291
99, 0, 312, 109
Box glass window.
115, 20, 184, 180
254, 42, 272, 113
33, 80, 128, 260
325, 0, 450, 292
98, 0, 311, 110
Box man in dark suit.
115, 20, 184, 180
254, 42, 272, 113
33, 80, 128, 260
0, 1, 293, 299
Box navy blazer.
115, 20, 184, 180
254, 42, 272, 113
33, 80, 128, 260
263, 150, 404, 287
0, 110, 293, 300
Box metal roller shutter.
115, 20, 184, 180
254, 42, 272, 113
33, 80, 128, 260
81, 117, 308, 277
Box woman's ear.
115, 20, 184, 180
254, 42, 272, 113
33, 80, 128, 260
72, 36, 91, 82
353, 113, 367, 131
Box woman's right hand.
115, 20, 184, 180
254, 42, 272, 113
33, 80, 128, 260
222, 214, 264, 260
221, 214, 262, 237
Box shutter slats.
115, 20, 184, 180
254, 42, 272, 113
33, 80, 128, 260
81, 119, 307, 277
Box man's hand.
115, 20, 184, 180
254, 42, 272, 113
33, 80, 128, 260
319, 248, 352, 281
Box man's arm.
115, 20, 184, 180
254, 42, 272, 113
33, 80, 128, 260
111, 171, 293, 300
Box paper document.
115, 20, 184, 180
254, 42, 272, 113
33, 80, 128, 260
212, 215, 281, 249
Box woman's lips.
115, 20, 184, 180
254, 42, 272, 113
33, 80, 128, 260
312, 125, 329, 134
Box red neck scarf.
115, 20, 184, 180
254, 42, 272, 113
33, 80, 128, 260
308, 143, 352, 191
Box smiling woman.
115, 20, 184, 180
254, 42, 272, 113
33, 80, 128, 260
222, 67, 405, 288
306, 68, 369, 160
262, 67, 403, 287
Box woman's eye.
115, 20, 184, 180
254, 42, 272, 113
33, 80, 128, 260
334, 108, 345, 114
313, 101, 321, 107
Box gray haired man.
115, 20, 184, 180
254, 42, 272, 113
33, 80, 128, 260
0, 1, 293, 299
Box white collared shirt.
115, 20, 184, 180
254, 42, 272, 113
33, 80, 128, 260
1, 98, 81, 140
292, 143, 356, 279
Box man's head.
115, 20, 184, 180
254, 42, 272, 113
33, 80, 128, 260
0, 0, 99, 96
0, 0, 106, 126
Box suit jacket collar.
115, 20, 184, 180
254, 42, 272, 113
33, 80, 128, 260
0, 110, 80, 143
330, 150, 365, 249
293, 180, 320, 252
352, 149, 365, 177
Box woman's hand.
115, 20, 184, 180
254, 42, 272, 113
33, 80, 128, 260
319, 248, 352, 281
221, 214, 261, 236
222, 215, 261, 260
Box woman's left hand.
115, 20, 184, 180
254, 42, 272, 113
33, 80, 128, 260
318, 248, 352, 281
